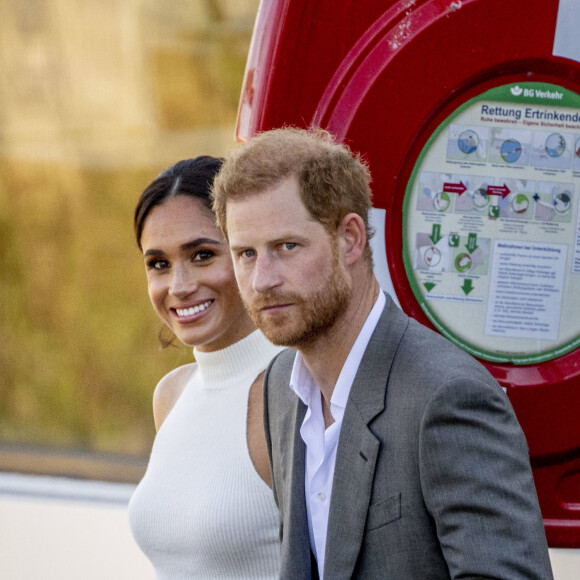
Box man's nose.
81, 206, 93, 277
169, 264, 197, 297
252, 254, 282, 294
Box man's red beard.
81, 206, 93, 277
243, 249, 352, 348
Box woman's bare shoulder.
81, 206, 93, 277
152, 363, 198, 431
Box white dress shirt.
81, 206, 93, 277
289, 291, 386, 579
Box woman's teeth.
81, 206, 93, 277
176, 301, 212, 317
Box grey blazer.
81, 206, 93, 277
264, 294, 553, 579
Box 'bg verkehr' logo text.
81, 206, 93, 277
510, 85, 563, 100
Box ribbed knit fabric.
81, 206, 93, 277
128, 330, 283, 579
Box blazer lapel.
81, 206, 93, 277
324, 295, 409, 578
279, 397, 315, 579
324, 408, 380, 579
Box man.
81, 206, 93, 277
212, 127, 553, 579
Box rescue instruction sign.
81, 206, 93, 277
403, 82, 580, 364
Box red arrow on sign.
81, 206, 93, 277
443, 181, 467, 195
487, 184, 511, 198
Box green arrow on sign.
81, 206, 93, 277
461, 279, 474, 295
429, 224, 442, 245
424, 282, 436, 292
466, 233, 478, 253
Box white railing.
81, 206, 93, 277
0, 473, 154, 580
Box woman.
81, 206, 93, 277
128, 157, 282, 578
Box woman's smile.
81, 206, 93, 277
174, 299, 213, 319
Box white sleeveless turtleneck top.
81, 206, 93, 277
128, 330, 283, 579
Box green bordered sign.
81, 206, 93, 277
403, 82, 580, 364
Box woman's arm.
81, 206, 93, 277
247, 370, 272, 487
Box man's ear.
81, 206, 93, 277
338, 212, 366, 266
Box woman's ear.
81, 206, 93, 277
338, 212, 367, 266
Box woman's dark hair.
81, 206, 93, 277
134, 156, 224, 250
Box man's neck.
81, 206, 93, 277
299, 276, 380, 411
